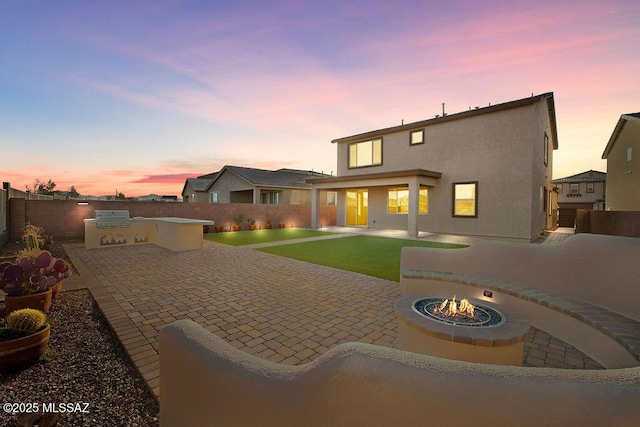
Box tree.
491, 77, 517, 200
26, 178, 56, 195
68, 185, 80, 197
116, 191, 127, 200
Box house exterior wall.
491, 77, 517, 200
182, 182, 210, 203
556, 181, 606, 208
208, 170, 253, 203
333, 100, 554, 240
200, 170, 315, 205
606, 119, 640, 210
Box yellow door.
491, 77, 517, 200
346, 190, 368, 226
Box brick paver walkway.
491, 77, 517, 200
59, 227, 599, 400
64, 240, 399, 398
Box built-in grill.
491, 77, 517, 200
95, 210, 131, 229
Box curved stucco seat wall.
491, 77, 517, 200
160, 320, 640, 427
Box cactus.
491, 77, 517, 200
7, 309, 47, 334
0, 251, 72, 296
24, 232, 42, 251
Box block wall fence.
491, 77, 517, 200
8, 199, 337, 240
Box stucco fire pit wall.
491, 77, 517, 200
395, 295, 530, 366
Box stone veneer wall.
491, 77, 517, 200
8, 199, 336, 240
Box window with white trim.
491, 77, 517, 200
210, 192, 219, 203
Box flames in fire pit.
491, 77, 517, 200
414, 296, 504, 327
435, 296, 476, 320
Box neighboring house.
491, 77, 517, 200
136, 194, 180, 202
601, 112, 640, 211
553, 170, 606, 227
182, 165, 329, 204
309, 93, 558, 241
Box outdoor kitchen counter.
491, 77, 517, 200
84, 216, 214, 251
151, 217, 214, 252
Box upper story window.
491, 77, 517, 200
190, 193, 195, 202
627, 147, 633, 173
410, 129, 424, 145
570, 183, 579, 194
586, 183, 594, 193
210, 192, 219, 203
543, 133, 549, 166
453, 182, 478, 218
348, 138, 382, 168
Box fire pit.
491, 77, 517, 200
414, 296, 504, 327
395, 294, 529, 366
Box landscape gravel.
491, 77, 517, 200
0, 289, 160, 426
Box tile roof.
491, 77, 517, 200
552, 170, 606, 183
223, 166, 327, 188
185, 178, 213, 192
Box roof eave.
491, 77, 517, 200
602, 114, 640, 159
332, 92, 556, 144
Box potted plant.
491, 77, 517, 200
248, 218, 257, 230
232, 214, 244, 231
264, 218, 272, 230
0, 251, 71, 314
0, 308, 50, 373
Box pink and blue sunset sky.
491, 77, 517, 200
1, 0, 639, 197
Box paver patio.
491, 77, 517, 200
60, 228, 600, 400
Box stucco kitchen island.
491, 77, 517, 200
84, 211, 214, 251
151, 217, 214, 251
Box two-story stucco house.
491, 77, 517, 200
310, 93, 558, 241
553, 170, 606, 227
182, 165, 327, 204
601, 113, 640, 211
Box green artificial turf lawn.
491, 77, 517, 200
257, 235, 467, 281
203, 228, 339, 246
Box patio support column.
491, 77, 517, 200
253, 187, 261, 204
408, 178, 419, 237
311, 187, 320, 229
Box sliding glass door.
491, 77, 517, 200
346, 190, 368, 226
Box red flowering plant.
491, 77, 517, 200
0, 251, 71, 297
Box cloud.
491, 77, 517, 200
132, 173, 201, 184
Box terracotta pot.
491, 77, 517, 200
265, 224, 272, 229
4, 289, 53, 315
232, 225, 241, 231
0, 324, 50, 373
249, 225, 257, 230
51, 282, 63, 299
